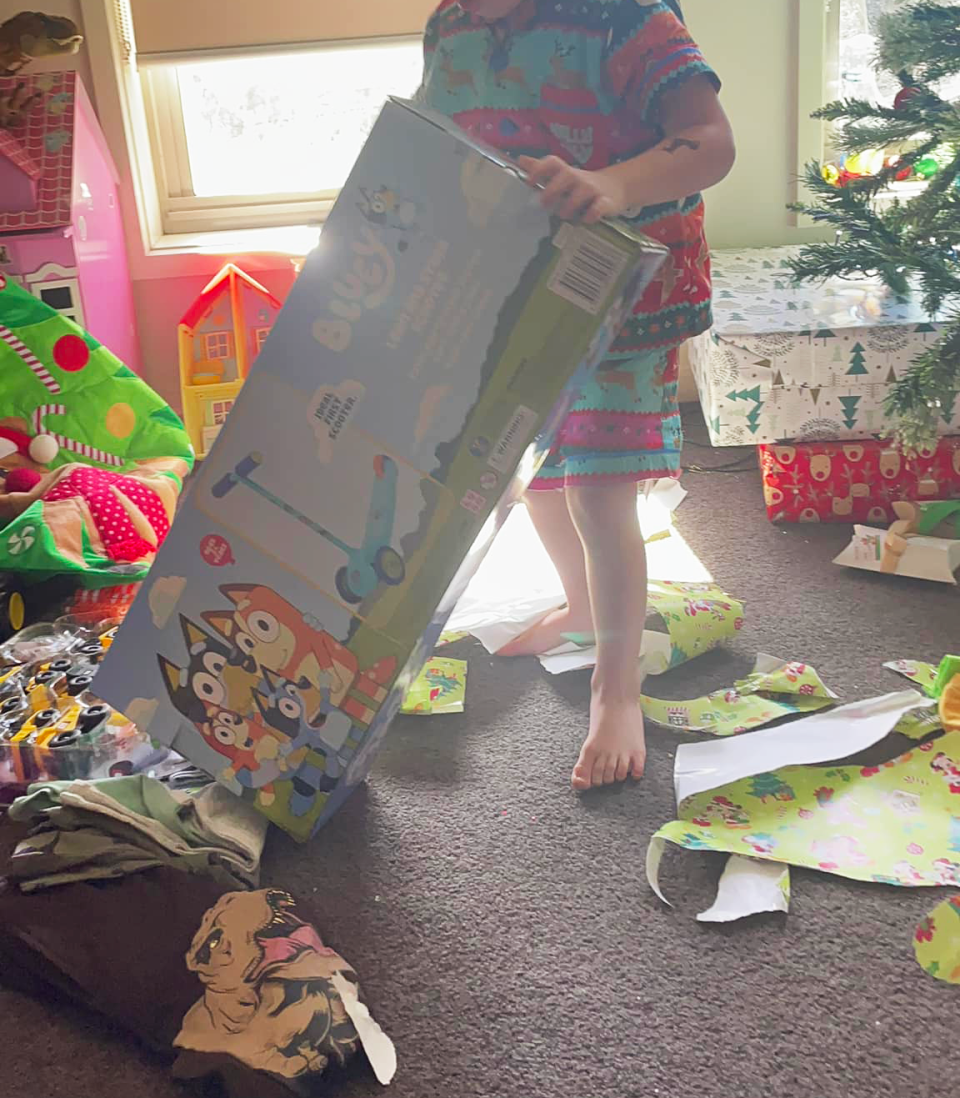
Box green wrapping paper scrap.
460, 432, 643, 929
401, 658, 467, 715
885, 658, 940, 695
915, 895, 960, 984
641, 655, 837, 736
645, 581, 746, 671
650, 731, 960, 889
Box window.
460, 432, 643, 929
839, 0, 960, 102
210, 400, 234, 425
204, 331, 233, 360
141, 37, 423, 234
254, 327, 271, 354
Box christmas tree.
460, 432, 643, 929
790, 1, 960, 449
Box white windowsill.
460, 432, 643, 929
147, 223, 321, 259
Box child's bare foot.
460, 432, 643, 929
571, 690, 646, 790
495, 605, 594, 657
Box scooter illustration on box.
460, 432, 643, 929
211, 452, 406, 604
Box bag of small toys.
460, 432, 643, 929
0, 614, 169, 803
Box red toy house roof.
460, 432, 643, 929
0, 130, 42, 181
179, 263, 283, 331
0, 71, 81, 233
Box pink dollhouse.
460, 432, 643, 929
0, 71, 140, 371
178, 264, 283, 457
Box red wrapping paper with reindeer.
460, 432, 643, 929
758, 437, 960, 524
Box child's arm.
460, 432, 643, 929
519, 75, 735, 223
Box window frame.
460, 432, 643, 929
203, 330, 234, 360
139, 35, 422, 236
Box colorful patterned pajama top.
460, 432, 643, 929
418, 0, 718, 487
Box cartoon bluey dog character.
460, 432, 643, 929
203, 584, 396, 730
252, 668, 365, 816
176, 890, 361, 1080
157, 615, 285, 804
357, 185, 419, 232
157, 614, 259, 725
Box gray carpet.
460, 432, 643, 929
4, 410, 960, 1098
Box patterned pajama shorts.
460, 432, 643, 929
528, 347, 682, 490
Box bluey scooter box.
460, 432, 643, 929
95, 99, 666, 839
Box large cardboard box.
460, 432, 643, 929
689, 246, 960, 446
94, 99, 666, 840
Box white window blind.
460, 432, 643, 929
129, 0, 438, 61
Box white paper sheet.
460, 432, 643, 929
696, 855, 791, 923
331, 972, 397, 1085
673, 689, 927, 805
645, 836, 790, 921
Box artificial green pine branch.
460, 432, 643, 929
789, 1, 960, 448
877, 2, 960, 83
886, 315, 960, 452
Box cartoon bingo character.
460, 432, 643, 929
196, 706, 287, 806
157, 617, 331, 812
203, 584, 396, 730
931, 752, 960, 794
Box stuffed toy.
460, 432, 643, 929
0, 273, 194, 585
0, 11, 83, 77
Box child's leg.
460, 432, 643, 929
566, 482, 647, 789
496, 488, 593, 657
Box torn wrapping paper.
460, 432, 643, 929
651, 727, 960, 891
885, 658, 939, 692
915, 895, 960, 984
400, 658, 466, 715
539, 581, 744, 676
697, 856, 791, 923
672, 690, 925, 804
894, 704, 944, 740
436, 630, 469, 648
640, 654, 836, 735
885, 659, 945, 738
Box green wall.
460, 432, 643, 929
686, 0, 833, 249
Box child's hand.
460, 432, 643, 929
517, 156, 626, 223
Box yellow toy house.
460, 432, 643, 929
178, 264, 283, 458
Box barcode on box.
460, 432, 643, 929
548, 229, 629, 315
488, 405, 539, 473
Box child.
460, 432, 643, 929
417, 0, 734, 790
